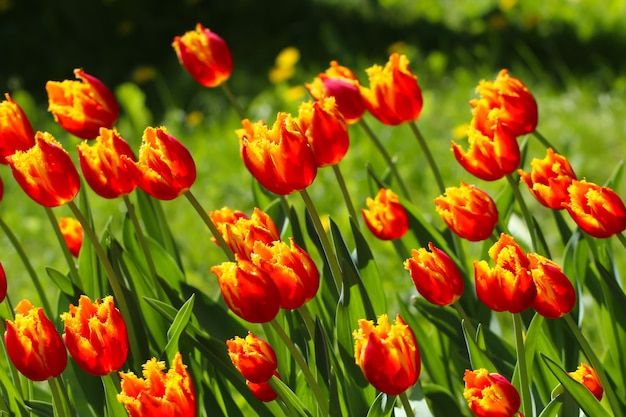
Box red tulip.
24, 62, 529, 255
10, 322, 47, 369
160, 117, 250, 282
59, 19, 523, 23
0, 93, 35, 164
362, 188, 409, 240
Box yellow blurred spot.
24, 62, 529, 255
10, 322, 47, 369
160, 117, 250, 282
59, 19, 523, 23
275, 47, 300, 68
269, 66, 295, 84
387, 41, 408, 55
117, 19, 134, 37
0, 0, 13, 13
499, 0, 517, 11
186, 111, 203, 127
453, 123, 470, 140
132, 66, 157, 84
283, 86, 307, 103
487, 13, 508, 31
321, 215, 329, 233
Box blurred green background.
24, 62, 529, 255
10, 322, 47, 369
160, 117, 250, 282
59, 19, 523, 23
0, 0, 625, 304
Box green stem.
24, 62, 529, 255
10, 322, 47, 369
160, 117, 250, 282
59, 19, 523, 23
408, 121, 445, 194
269, 319, 329, 416
298, 189, 343, 291
44, 207, 81, 288
332, 164, 359, 225
453, 301, 477, 342
48, 376, 74, 417
563, 313, 623, 417
532, 130, 557, 152
512, 313, 533, 417
358, 118, 412, 202
183, 190, 235, 262
506, 174, 539, 252
122, 195, 159, 289
220, 82, 246, 120
297, 304, 316, 340
399, 391, 415, 416
616, 233, 626, 252
0, 217, 53, 318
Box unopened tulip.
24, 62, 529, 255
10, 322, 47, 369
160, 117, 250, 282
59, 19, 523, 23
227, 331, 277, 383
568, 363, 603, 401
463, 368, 521, 417
528, 253, 576, 319
0, 93, 35, 164
362, 188, 409, 240
518, 148, 577, 209
59, 217, 83, 258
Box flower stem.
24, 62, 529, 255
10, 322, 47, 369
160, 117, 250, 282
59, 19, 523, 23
220, 82, 246, 120
269, 319, 329, 416
299, 189, 343, 291
183, 190, 235, 262
399, 391, 415, 416
512, 313, 533, 417
332, 164, 359, 225
453, 301, 477, 342
616, 233, 626, 252
44, 207, 81, 288
48, 376, 74, 417
408, 121, 445, 194
506, 174, 539, 252
532, 130, 557, 152
358, 118, 412, 202
297, 304, 317, 340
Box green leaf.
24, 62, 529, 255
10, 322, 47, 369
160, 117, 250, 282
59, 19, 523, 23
46, 267, 81, 298
462, 322, 498, 372
23, 400, 53, 417
164, 294, 195, 362
537, 397, 563, 417
365, 393, 396, 417
269, 376, 313, 417
102, 374, 127, 417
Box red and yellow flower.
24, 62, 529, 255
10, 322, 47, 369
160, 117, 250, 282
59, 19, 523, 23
226, 331, 277, 383
5, 299, 68, 381
463, 368, 521, 417
46, 68, 119, 139
117, 352, 196, 417
362, 188, 409, 240
0, 263, 6, 303
353, 314, 420, 395
568, 363, 603, 401
173, 23, 233, 88
528, 253, 576, 319
59, 217, 83, 258
61, 295, 128, 376
247, 372, 280, 402
0, 93, 35, 164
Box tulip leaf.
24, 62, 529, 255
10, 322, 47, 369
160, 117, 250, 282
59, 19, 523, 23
365, 393, 396, 417
23, 400, 53, 417
537, 396, 563, 417
462, 321, 498, 373
420, 382, 465, 417
164, 294, 195, 362
269, 376, 313, 417
102, 374, 128, 417
46, 267, 81, 298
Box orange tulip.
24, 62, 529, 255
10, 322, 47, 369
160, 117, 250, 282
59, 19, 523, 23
518, 148, 577, 210
528, 253, 576, 319
0, 263, 6, 303
8, 131, 80, 207
77, 127, 137, 199
563, 179, 626, 238
0, 93, 35, 164
251, 238, 320, 310
61, 295, 128, 376
353, 314, 420, 395
297, 97, 349, 167
247, 372, 280, 402
360, 53, 423, 125
237, 113, 317, 195
473, 233, 536, 313
434, 182, 498, 242
209, 207, 280, 260
211, 258, 281, 323
46, 68, 119, 139
305, 60, 366, 124
463, 368, 521, 417
172, 23, 233, 88
5, 299, 68, 381
128, 126, 196, 200
59, 217, 83, 258
118, 352, 196, 417
362, 188, 409, 240
404, 242, 464, 306
227, 331, 277, 383
568, 363, 603, 401
474, 69, 538, 137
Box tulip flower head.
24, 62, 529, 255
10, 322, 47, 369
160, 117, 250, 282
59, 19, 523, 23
173, 23, 233, 88
118, 352, 196, 417
8, 131, 81, 207
518, 148, 577, 210
463, 368, 521, 417
353, 314, 421, 395
434, 182, 498, 242
61, 295, 129, 376
360, 53, 423, 125
404, 242, 464, 306
227, 331, 277, 383
0, 93, 35, 164
247, 372, 280, 402
568, 363, 603, 401
59, 217, 83, 258
305, 60, 366, 124
528, 253, 576, 319
77, 127, 137, 199
46, 68, 119, 139
237, 114, 317, 195
362, 188, 409, 240
0, 263, 6, 303
563, 179, 626, 238
5, 299, 68, 381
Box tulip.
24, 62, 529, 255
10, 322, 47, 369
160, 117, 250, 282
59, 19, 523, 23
46, 68, 119, 139
353, 314, 420, 395
172, 23, 233, 88
77, 127, 137, 199
563, 179, 626, 238
247, 372, 280, 402
0, 93, 35, 164
61, 295, 129, 376
473, 234, 536, 313
127, 126, 196, 201
361, 188, 409, 240
59, 217, 83, 258
463, 368, 521, 417
305, 60, 366, 124
434, 182, 498, 242
518, 148, 577, 209
568, 363, 603, 401
226, 331, 277, 383
0, 263, 6, 303
250, 238, 320, 310
117, 352, 196, 417
210, 257, 281, 323
5, 299, 67, 381
8, 131, 80, 207
528, 253, 576, 319
404, 242, 464, 306
237, 113, 317, 195
360, 53, 423, 125
473, 69, 538, 137
297, 97, 350, 167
